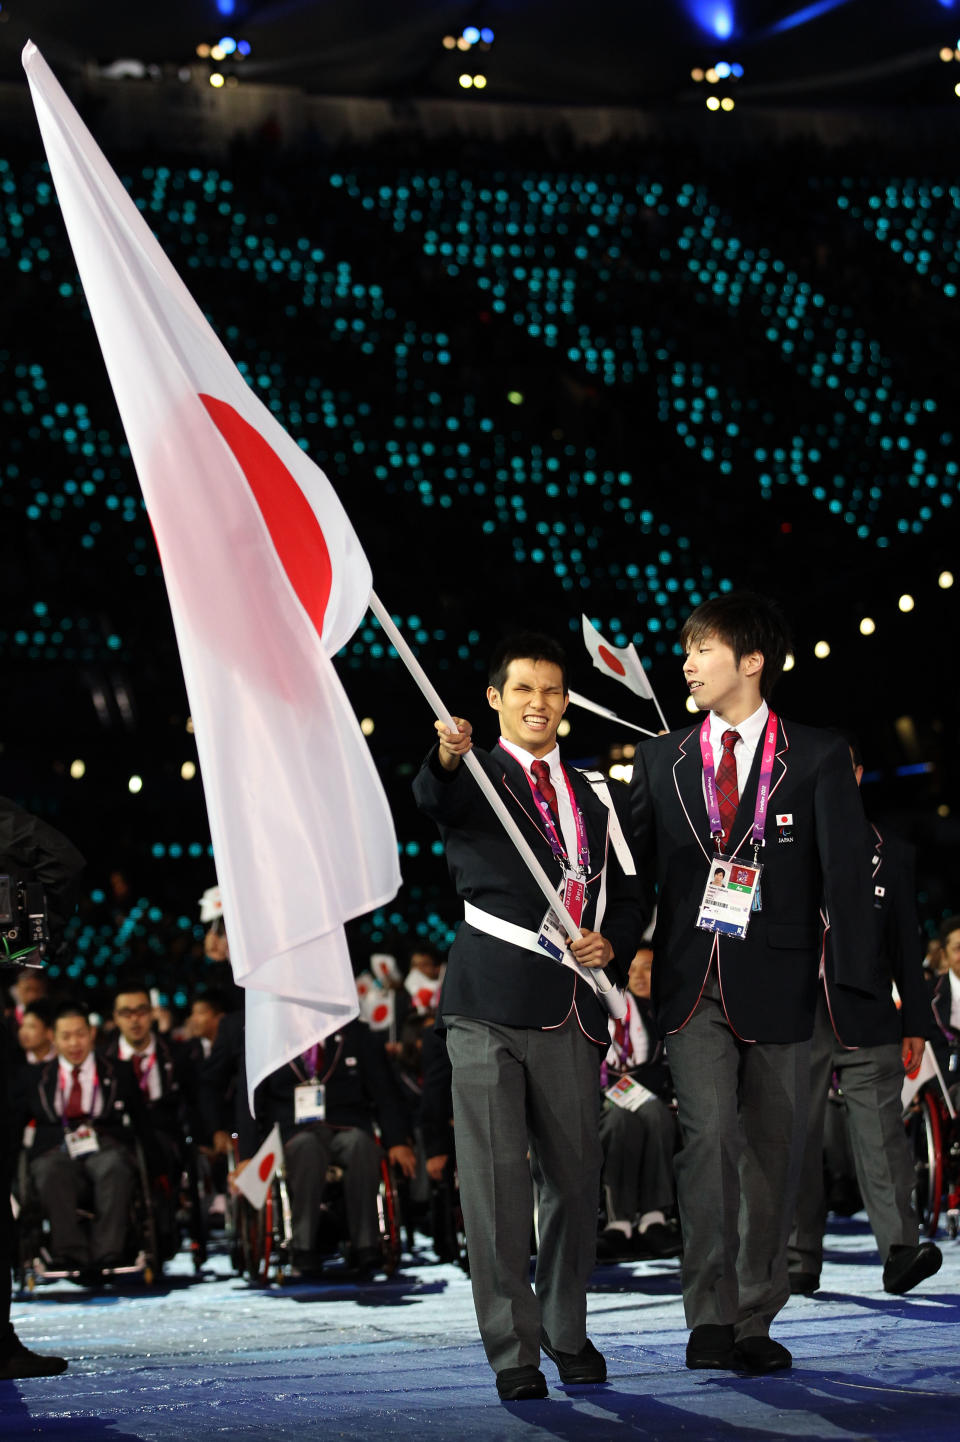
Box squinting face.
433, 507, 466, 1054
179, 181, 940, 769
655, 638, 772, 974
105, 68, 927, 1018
487, 658, 569, 758
628, 949, 653, 999
18, 1014, 52, 1055
945, 930, 960, 979
55, 1015, 94, 1067
682, 630, 761, 719
113, 993, 153, 1048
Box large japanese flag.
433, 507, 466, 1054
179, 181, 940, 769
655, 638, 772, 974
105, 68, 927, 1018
581, 615, 654, 699
23, 44, 401, 1096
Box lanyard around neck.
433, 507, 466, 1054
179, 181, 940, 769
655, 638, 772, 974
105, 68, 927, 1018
500, 740, 590, 874
700, 711, 778, 851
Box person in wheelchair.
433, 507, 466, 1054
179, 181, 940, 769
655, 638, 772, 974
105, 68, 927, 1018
98, 979, 195, 1179
20, 1001, 159, 1274
238, 1017, 416, 1278
597, 947, 680, 1262
930, 916, 960, 1101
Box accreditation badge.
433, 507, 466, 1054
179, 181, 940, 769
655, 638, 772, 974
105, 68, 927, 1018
65, 1124, 101, 1159
604, 1074, 656, 1112
536, 870, 586, 962
695, 856, 763, 941
294, 1083, 326, 1123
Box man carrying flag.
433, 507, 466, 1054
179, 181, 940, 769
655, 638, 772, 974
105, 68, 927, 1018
22, 43, 401, 1097
414, 631, 645, 1401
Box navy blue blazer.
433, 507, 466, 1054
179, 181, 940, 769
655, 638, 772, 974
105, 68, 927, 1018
822, 821, 927, 1047
413, 742, 647, 1046
629, 716, 881, 1045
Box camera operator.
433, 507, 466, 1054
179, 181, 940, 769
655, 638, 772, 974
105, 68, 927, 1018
0, 792, 84, 1378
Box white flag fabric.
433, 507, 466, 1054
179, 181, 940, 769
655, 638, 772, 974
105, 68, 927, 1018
23, 43, 402, 1098
581, 615, 654, 699
902, 1046, 955, 1116
233, 1123, 283, 1211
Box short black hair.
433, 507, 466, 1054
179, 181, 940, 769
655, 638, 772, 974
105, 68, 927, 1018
408, 941, 439, 964
54, 1001, 91, 1027
192, 987, 227, 1015
680, 591, 791, 701
939, 916, 960, 947
23, 999, 55, 1029
488, 631, 568, 696
113, 977, 151, 1008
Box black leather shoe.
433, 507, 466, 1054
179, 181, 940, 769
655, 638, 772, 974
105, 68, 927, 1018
734, 1336, 792, 1373
637, 1221, 683, 1259
685, 1324, 736, 1370
496, 1365, 548, 1401
0, 1338, 68, 1380
788, 1271, 820, 1296
883, 1242, 943, 1295
540, 1335, 606, 1384
595, 1226, 632, 1261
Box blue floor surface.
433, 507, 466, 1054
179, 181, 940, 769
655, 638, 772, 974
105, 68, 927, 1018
3, 1217, 958, 1441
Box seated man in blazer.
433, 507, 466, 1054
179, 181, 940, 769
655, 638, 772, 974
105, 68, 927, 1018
789, 738, 941, 1297
414, 631, 645, 1401
23, 1002, 157, 1273
629, 592, 879, 1374
238, 1017, 416, 1278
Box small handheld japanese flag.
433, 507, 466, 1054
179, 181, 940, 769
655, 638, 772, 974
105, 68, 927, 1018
582, 616, 654, 699
234, 1124, 282, 1211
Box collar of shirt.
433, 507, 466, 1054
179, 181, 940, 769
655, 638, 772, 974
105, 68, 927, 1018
707, 700, 769, 793
499, 737, 579, 867
949, 970, 960, 1028
118, 1035, 156, 1064
58, 1052, 96, 1087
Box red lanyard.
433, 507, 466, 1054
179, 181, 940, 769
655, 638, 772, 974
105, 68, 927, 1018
501, 741, 590, 874
700, 711, 778, 852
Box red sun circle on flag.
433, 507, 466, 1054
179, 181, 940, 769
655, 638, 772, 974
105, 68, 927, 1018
199, 393, 333, 640
371, 1003, 389, 1024
598, 644, 626, 677
258, 1152, 276, 1182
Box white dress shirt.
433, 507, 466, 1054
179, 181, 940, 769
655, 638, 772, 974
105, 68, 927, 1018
118, 1034, 162, 1100
949, 970, 960, 1031
499, 737, 580, 868
56, 1051, 102, 1118
706, 701, 770, 796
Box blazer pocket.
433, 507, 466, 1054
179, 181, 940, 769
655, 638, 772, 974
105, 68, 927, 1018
766, 923, 818, 950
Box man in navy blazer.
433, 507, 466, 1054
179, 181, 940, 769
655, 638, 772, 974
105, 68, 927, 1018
629, 592, 879, 1373
414, 631, 645, 1401
789, 739, 940, 1297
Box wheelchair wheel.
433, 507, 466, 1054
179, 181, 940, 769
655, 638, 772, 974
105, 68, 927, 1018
377, 1155, 401, 1278
906, 1088, 944, 1238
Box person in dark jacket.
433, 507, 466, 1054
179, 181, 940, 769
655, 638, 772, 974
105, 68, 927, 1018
0, 794, 83, 1377
788, 741, 941, 1296
597, 947, 679, 1261
22, 1001, 157, 1272
237, 1017, 416, 1276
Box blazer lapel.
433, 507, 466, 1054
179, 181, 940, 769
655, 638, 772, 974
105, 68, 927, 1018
672, 726, 711, 861
566, 766, 610, 877
492, 746, 556, 851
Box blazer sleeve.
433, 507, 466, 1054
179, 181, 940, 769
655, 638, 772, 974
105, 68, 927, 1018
412, 744, 482, 826
816, 736, 882, 998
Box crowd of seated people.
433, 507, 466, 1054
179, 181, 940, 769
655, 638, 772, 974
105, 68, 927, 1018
5, 901, 956, 1293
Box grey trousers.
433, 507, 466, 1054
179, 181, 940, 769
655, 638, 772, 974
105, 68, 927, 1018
445, 1012, 603, 1373
283, 1124, 382, 1252
31, 1142, 136, 1263
789, 994, 917, 1275
666, 987, 810, 1338
599, 1096, 677, 1222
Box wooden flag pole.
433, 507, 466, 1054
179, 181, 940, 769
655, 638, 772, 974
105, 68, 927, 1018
368, 592, 622, 1012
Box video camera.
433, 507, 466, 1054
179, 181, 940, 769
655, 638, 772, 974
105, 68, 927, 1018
0, 875, 50, 966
